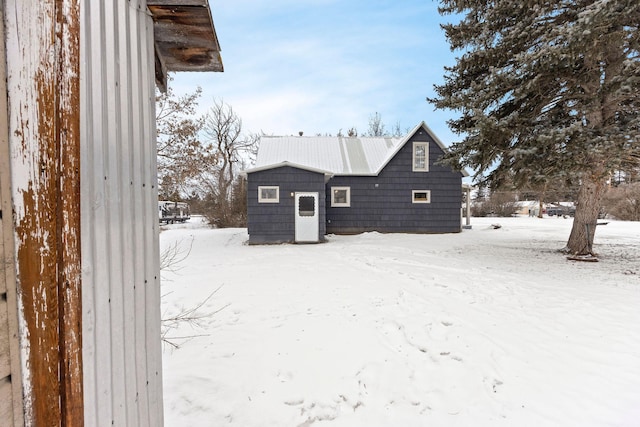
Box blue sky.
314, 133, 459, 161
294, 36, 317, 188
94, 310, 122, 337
172, 0, 461, 144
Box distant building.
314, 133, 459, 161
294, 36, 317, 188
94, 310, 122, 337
514, 200, 542, 216
546, 202, 576, 217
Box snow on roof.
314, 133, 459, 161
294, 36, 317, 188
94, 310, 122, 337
254, 135, 403, 175
241, 161, 334, 177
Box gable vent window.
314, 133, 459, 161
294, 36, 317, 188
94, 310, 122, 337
258, 186, 279, 203
412, 190, 431, 203
413, 142, 429, 172
331, 187, 351, 207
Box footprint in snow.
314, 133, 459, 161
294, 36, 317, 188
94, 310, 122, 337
284, 398, 304, 406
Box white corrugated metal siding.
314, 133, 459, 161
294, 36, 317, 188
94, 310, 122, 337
80, 1, 163, 426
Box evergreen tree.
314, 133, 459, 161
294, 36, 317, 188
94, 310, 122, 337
430, 0, 639, 255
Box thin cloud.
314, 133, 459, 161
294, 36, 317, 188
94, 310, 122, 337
172, 0, 460, 142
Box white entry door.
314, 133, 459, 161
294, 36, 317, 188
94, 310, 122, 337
294, 192, 319, 243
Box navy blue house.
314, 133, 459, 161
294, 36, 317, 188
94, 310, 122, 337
242, 122, 468, 244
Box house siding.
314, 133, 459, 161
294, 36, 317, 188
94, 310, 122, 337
247, 166, 326, 244
326, 130, 462, 234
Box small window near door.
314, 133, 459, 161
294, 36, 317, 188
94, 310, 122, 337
413, 142, 429, 172
258, 186, 279, 203
331, 186, 351, 207
298, 196, 315, 216
412, 190, 431, 203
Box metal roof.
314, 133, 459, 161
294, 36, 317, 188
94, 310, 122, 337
246, 122, 469, 177
255, 135, 403, 175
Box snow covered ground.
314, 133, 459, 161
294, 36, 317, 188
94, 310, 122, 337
160, 216, 640, 426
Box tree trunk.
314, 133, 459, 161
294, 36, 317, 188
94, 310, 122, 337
538, 199, 544, 218
565, 174, 606, 255
566, 40, 615, 256
538, 183, 547, 219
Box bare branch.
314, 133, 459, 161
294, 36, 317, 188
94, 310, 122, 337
162, 285, 230, 350
160, 236, 195, 274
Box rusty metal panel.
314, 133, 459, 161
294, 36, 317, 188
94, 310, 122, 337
80, 0, 164, 426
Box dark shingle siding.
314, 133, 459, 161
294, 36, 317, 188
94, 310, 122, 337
246, 127, 464, 241
326, 131, 462, 234
247, 166, 326, 243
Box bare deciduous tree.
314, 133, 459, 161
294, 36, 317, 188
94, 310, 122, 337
199, 99, 258, 227
601, 183, 640, 221
366, 112, 386, 137
391, 121, 404, 138
156, 81, 206, 199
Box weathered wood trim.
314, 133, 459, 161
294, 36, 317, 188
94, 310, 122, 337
56, 0, 84, 425
154, 41, 168, 93
147, 1, 224, 73
5, 0, 83, 425
0, 2, 26, 425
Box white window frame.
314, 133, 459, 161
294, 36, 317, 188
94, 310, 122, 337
331, 186, 351, 207
258, 186, 279, 203
412, 142, 429, 172
412, 190, 431, 204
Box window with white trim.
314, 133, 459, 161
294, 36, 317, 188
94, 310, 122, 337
331, 187, 351, 207
413, 142, 429, 172
412, 190, 431, 203
258, 186, 279, 203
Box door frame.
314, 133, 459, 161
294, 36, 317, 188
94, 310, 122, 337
294, 192, 319, 243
